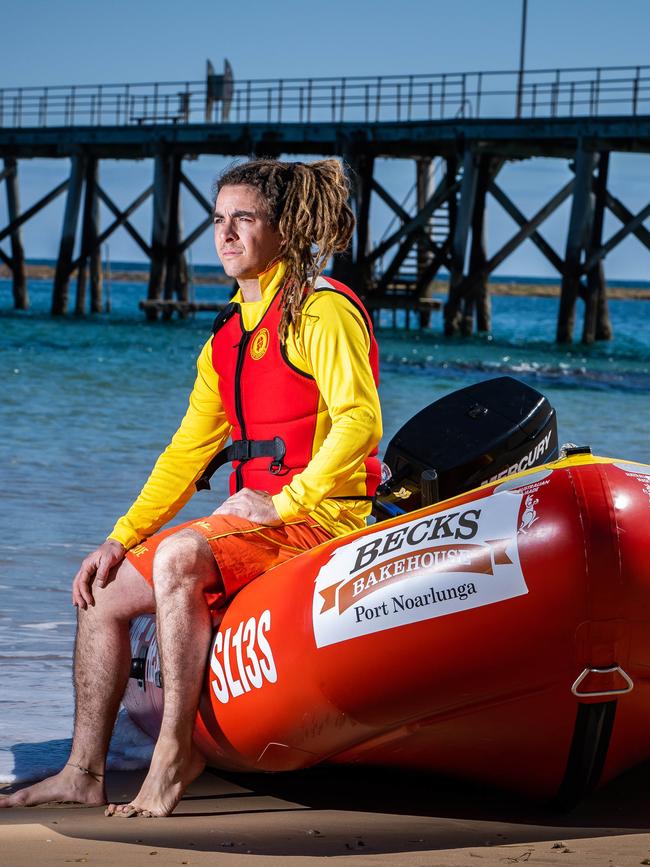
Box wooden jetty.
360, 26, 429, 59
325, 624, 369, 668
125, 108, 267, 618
1, 63, 650, 342
139, 294, 442, 329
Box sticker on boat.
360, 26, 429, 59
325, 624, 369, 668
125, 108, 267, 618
312, 492, 528, 648
209, 610, 278, 704
493, 468, 553, 494
614, 461, 650, 479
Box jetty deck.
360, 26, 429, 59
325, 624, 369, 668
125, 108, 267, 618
1, 63, 650, 341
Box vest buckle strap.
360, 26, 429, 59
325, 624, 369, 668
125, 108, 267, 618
268, 436, 286, 474
230, 436, 286, 465
196, 436, 286, 491
229, 439, 254, 462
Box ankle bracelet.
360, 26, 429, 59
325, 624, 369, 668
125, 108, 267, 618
66, 762, 104, 781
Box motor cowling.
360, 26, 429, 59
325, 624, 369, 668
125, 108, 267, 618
377, 376, 558, 514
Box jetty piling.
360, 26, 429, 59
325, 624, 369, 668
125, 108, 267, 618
415, 157, 433, 279
52, 154, 85, 315
1, 63, 650, 340
75, 155, 102, 314
147, 153, 172, 320
162, 154, 189, 319
557, 145, 597, 342
445, 149, 480, 336
583, 151, 611, 343
2, 157, 27, 309
466, 155, 492, 335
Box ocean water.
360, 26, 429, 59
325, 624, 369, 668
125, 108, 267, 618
0, 277, 649, 786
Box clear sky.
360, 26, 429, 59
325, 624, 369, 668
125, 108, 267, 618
2, 0, 650, 279
4, 0, 650, 86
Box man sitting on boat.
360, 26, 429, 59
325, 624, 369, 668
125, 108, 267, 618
0, 158, 382, 817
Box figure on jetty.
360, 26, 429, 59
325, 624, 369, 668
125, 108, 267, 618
0, 158, 382, 817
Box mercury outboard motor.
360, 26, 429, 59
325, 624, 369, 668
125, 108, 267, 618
375, 376, 558, 517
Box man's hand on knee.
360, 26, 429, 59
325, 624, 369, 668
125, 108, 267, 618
212, 488, 282, 526
72, 539, 126, 609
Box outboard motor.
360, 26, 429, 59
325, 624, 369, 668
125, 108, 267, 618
375, 376, 558, 517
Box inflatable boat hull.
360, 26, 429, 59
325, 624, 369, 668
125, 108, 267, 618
124, 454, 650, 802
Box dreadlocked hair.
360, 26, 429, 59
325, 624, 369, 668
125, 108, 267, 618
215, 158, 355, 342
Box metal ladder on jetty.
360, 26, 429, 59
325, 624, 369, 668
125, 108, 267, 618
374, 157, 456, 293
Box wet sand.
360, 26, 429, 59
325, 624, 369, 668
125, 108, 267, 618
2, 762, 650, 866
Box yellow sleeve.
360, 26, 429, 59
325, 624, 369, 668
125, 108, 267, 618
271, 291, 382, 522
109, 338, 231, 549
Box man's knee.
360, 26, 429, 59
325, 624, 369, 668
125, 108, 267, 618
152, 530, 216, 593
79, 557, 154, 622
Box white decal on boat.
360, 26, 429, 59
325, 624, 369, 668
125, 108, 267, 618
613, 462, 650, 507
518, 494, 540, 533
614, 461, 650, 478
493, 468, 553, 494
312, 492, 527, 648
209, 610, 277, 704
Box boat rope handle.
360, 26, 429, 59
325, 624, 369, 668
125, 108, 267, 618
571, 665, 634, 698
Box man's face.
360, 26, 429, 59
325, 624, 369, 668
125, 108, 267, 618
214, 184, 282, 281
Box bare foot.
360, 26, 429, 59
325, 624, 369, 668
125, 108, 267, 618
0, 764, 106, 808
105, 743, 205, 818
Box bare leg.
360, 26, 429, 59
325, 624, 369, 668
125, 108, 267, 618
106, 530, 217, 818
0, 559, 154, 808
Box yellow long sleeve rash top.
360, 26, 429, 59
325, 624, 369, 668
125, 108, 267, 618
109, 261, 382, 548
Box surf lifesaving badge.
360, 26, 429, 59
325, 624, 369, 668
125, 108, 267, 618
312, 492, 527, 648
250, 328, 269, 360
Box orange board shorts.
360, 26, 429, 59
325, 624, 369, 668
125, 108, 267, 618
126, 514, 332, 612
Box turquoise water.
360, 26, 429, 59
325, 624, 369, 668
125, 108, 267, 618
0, 276, 649, 784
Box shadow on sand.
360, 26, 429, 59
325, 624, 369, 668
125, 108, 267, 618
3, 759, 650, 858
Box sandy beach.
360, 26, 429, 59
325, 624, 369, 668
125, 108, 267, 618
3, 760, 650, 866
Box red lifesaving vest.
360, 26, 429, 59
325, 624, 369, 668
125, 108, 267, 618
209, 276, 381, 499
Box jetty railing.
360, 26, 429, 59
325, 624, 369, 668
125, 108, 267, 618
1, 65, 649, 128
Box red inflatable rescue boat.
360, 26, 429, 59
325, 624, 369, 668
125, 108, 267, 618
124, 378, 650, 805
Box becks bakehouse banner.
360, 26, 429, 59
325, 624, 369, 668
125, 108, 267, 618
312, 492, 528, 648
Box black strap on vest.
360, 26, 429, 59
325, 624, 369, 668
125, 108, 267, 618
211, 301, 240, 336
196, 436, 287, 491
